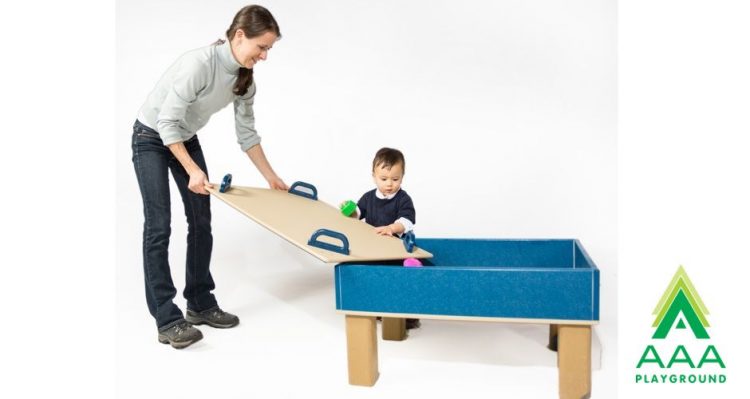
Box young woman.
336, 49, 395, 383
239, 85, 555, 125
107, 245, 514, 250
132, 5, 286, 349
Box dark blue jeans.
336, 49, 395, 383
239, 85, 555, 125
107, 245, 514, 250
132, 120, 218, 330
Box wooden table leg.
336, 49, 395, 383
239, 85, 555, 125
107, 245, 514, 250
382, 317, 407, 341
345, 315, 379, 386
548, 324, 559, 351
557, 325, 591, 399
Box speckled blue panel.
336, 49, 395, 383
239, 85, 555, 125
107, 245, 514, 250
335, 239, 600, 321
574, 240, 600, 319
416, 239, 574, 268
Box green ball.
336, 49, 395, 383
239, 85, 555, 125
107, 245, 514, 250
340, 200, 357, 216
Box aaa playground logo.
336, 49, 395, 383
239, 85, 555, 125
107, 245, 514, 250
635, 266, 726, 384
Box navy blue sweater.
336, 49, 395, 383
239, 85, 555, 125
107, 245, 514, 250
357, 189, 416, 228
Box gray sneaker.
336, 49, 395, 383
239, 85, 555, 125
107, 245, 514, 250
186, 307, 240, 328
157, 320, 203, 349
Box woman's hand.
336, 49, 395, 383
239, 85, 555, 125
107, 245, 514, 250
167, 142, 212, 195
188, 169, 212, 195
188, 169, 213, 195
267, 175, 288, 191
246, 144, 287, 191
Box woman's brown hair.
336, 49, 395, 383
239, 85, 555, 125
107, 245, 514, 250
220, 5, 281, 96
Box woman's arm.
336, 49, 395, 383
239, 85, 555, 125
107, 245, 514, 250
168, 142, 213, 195
246, 143, 288, 190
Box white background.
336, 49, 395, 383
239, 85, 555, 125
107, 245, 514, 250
618, 1, 750, 397
114, 0, 616, 397
116, 0, 615, 397
2, 0, 748, 398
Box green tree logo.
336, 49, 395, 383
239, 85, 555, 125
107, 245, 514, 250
652, 266, 710, 339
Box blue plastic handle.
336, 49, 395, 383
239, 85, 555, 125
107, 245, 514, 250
288, 181, 318, 200
402, 231, 416, 253
219, 173, 233, 193
307, 229, 350, 255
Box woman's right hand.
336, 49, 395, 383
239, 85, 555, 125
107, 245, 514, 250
167, 142, 213, 195
188, 169, 212, 195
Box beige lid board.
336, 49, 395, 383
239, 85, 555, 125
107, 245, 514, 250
208, 184, 433, 263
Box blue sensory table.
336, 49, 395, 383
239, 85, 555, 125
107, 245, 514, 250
336, 239, 600, 399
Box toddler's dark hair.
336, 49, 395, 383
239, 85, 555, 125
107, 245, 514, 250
372, 147, 405, 173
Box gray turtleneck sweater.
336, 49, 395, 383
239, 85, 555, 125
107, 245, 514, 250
137, 40, 260, 152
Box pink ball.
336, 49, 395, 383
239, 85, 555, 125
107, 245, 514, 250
403, 258, 423, 267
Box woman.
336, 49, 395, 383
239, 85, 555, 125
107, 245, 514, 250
132, 5, 286, 349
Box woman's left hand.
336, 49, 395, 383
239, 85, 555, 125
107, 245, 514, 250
268, 176, 289, 191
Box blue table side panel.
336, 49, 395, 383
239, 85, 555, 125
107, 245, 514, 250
593, 267, 600, 319
573, 240, 596, 269
573, 240, 600, 319
417, 239, 575, 268
335, 266, 599, 321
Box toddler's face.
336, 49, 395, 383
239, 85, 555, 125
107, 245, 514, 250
372, 162, 404, 196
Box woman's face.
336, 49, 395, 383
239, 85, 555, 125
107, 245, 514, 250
230, 30, 277, 69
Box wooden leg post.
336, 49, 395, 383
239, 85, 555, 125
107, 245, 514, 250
557, 325, 592, 399
382, 317, 407, 341
548, 324, 559, 351
345, 315, 379, 386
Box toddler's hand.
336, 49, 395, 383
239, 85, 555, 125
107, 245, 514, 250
340, 200, 358, 218
374, 226, 395, 236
